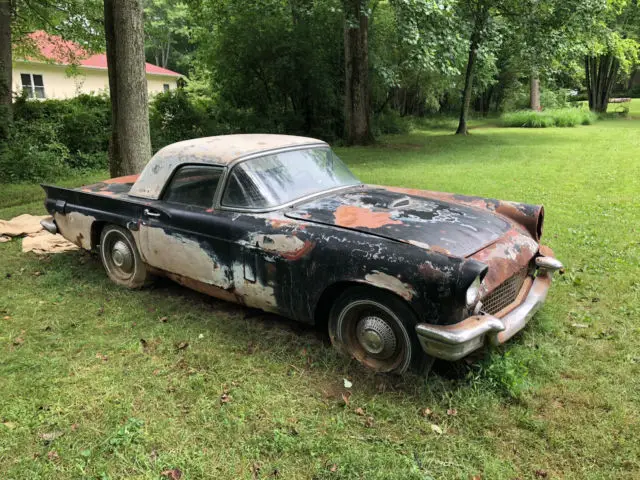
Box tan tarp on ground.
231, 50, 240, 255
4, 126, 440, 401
0, 214, 79, 254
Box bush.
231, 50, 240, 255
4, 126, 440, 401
501, 108, 597, 128
0, 120, 71, 182
372, 110, 412, 136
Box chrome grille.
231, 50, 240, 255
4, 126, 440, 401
481, 269, 529, 316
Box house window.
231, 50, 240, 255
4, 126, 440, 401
21, 73, 46, 99
163, 84, 170, 92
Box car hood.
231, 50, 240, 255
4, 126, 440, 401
285, 186, 516, 257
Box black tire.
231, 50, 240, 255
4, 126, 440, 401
328, 286, 425, 374
99, 225, 150, 289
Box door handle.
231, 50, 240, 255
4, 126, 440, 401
144, 208, 161, 218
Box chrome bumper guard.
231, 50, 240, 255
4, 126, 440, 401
40, 217, 58, 235
415, 256, 563, 361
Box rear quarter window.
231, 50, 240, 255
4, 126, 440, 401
163, 165, 224, 208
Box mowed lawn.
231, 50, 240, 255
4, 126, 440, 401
1, 117, 639, 479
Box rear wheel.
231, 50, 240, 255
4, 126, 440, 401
99, 225, 149, 288
328, 286, 424, 374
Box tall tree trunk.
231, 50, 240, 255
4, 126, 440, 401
0, 0, 12, 139
343, 0, 373, 145
104, 0, 152, 177
456, 29, 480, 135
585, 54, 620, 114
530, 74, 541, 111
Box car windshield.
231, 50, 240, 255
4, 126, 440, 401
222, 147, 360, 209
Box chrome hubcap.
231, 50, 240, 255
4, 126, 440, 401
111, 240, 133, 273
356, 315, 397, 358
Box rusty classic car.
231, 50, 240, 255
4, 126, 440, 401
41, 134, 563, 374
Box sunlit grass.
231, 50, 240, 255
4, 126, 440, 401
2, 118, 640, 478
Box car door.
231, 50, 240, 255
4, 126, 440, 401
138, 164, 234, 292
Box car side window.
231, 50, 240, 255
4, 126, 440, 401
163, 165, 223, 208
222, 167, 268, 208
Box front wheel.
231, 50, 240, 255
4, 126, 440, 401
328, 286, 424, 374
99, 225, 150, 288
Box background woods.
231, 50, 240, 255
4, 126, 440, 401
0, 0, 639, 179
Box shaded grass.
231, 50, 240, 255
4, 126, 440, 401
501, 108, 597, 128
2, 119, 640, 478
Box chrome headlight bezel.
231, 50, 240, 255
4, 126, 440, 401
465, 276, 482, 306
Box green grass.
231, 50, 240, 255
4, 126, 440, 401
501, 108, 598, 128
2, 119, 640, 479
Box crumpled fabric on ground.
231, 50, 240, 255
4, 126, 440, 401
0, 214, 78, 254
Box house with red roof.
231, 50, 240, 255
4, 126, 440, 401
13, 31, 182, 100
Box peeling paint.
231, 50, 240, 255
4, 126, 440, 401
364, 270, 416, 301
140, 226, 232, 288
54, 211, 95, 250
334, 205, 403, 229
248, 234, 315, 260
231, 262, 278, 312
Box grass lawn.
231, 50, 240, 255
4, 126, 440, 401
1, 118, 639, 479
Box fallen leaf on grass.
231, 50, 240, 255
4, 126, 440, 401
430, 424, 443, 435
161, 468, 182, 480
447, 408, 457, 416
365, 416, 374, 428
329, 464, 338, 472
2, 421, 17, 429
176, 341, 189, 351
159, 316, 168, 323
47, 450, 59, 461
470, 475, 482, 480
220, 392, 232, 405
70, 423, 79, 432
354, 407, 365, 416
343, 378, 353, 389
95, 352, 108, 362
420, 408, 433, 417
251, 462, 261, 480
341, 391, 351, 406
39, 431, 64, 442
3, 316, 10, 320
534, 470, 548, 478
12, 337, 24, 346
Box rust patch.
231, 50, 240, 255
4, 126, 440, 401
165, 272, 239, 304
472, 228, 537, 294
103, 174, 140, 184
334, 205, 402, 229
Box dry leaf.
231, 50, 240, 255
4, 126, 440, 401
12, 337, 24, 346
365, 416, 374, 428
329, 464, 338, 472
343, 378, 353, 389
421, 408, 433, 417
2, 421, 16, 429
176, 341, 189, 350
470, 475, 482, 480
47, 450, 59, 461
220, 393, 232, 405
341, 391, 351, 406
447, 408, 458, 416
39, 431, 64, 442
354, 407, 365, 416
95, 352, 108, 362
430, 424, 443, 435
161, 468, 182, 480
3, 316, 10, 320
71, 423, 79, 432
159, 316, 168, 323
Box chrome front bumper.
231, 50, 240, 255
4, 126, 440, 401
415, 256, 562, 361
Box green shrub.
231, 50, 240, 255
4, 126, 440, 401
149, 90, 213, 151
0, 120, 71, 182
501, 108, 597, 128
372, 110, 412, 136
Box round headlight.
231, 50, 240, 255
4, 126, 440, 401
466, 276, 482, 306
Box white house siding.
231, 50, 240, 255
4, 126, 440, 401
12, 60, 179, 100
